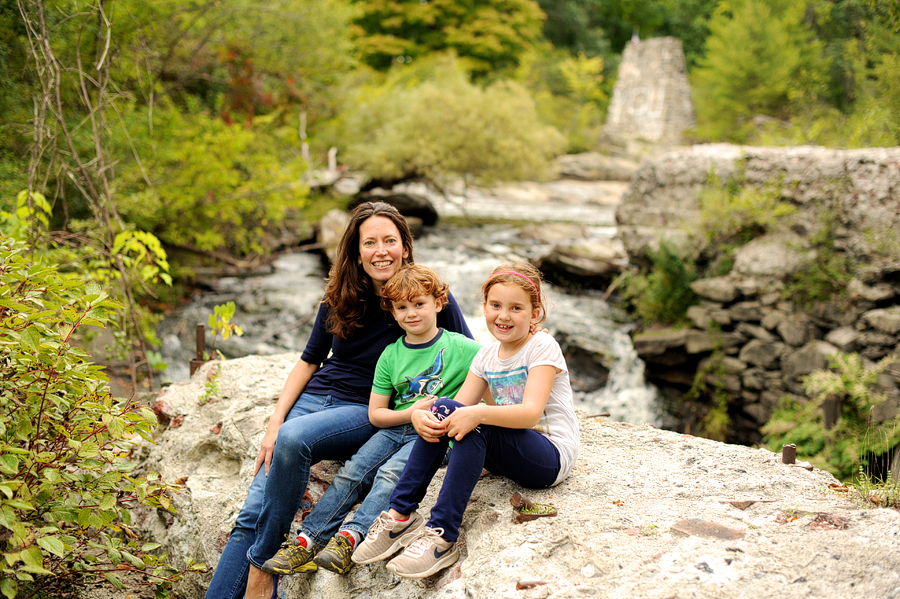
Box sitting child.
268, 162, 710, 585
352, 263, 579, 578
261, 264, 481, 576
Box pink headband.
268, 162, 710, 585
493, 270, 539, 296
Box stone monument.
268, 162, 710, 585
604, 36, 695, 147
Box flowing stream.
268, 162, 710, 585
156, 219, 661, 425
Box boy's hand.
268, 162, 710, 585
408, 394, 438, 413
411, 408, 445, 442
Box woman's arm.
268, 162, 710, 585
254, 358, 319, 476
443, 365, 558, 441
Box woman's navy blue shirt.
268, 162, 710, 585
301, 291, 472, 405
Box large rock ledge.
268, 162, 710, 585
135, 355, 900, 598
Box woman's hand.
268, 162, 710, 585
444, 405, 483, 441
411, 408, 445, 442
254, 419, 282, 476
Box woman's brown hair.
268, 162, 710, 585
323, 202, 415, 339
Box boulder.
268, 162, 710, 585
781, 341, 840, 383
351, 192, 439, 227
536, 239, 628, 288
133, 355, 900, 599
318, 209, 350, 265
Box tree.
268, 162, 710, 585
351, 0, 546, 76
691, 0, 827, 141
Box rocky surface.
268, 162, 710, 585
127, 354, 900, 599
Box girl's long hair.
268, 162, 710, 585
323, 202, 415, 339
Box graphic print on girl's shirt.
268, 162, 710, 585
485, 367, 551, 434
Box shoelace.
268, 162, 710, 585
401, 527, 446, 557
366, 513, 391, 540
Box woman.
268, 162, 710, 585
204, 202, 472, 599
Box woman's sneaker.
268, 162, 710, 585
313, 532, 355, 574
260, 537, 319, 575
386, 527, 458, 578
351, 511, 424, 565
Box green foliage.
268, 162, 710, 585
0, 237, 202, 597
516, 49, 609, 152
622, 241, 698, 324
763, 352, 900, 481
198, 365, 222, 407
698, 172, 796, 260
111, 100, 309, 256
207, 301, 244, 360
852, 467, 900, 508
692, 0, 828, 142
783, 213, 852, 308
344, 56, 566, 187
351, 0, 546, 76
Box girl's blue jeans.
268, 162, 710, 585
204, 393, 375, 599
389, 397, 560, 543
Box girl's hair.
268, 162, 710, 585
380, 264, 450, 313
323, 202, 415, 339
481, 263, 548, 326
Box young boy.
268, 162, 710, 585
261, 264, 481, 576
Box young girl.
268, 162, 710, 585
351, 263, 579, 579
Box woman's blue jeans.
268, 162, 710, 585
301, 424, 418, 544
204, 393, 375, 599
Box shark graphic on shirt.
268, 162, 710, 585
400, 348, 445, 402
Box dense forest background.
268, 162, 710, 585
1, 0, 899, 380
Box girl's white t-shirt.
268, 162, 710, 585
469, 331, 579, 485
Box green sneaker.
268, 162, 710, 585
313, 533, 355, 574
260, 537, 319, 575
386, 527, 458, 579
351, 511, 425, 565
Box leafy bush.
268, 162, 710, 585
0, 237, 200, 597
762, 352, 900, 482
622, 241, 698, 324
343, 55, 566, 188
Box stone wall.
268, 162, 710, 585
618, 144, 900, 445
604, 37, 695, 145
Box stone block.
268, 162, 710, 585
730, 301, 762, 322
687, 305, 711, 330
761, 310, 786, 330
863, 307, 900, 335
736, 322, 777, 342
742, 368, 765, 391
825, 326, 861, 352
777, 314, 814, 347
848, 278, 896, 302
633, 328, 687, 357
686, 330, 746, 354
782, 341, 839, 382
743, 402, 771, 425
690, 276, 739, 303
738, 339, 786, 369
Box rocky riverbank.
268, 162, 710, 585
126, 353, 900, 599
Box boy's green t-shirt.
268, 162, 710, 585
372, 329, 481, 411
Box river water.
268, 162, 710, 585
156, 182, 661, 425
